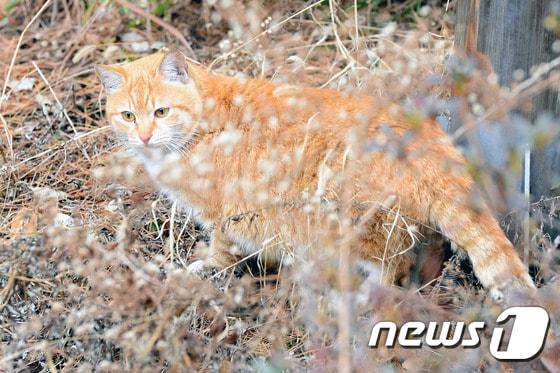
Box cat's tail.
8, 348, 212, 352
430, 192, 535, 300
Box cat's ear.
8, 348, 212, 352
158, 50, 188, 84
95, 65, 124, 94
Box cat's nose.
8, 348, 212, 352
139, 133, 152, 145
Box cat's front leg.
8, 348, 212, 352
186, 224, 239, 278
187, 210, 281, 277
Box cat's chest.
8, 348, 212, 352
138, 150, 210, 227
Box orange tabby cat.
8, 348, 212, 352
96, 50, 534, 299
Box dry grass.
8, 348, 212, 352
1, 0, 559, 371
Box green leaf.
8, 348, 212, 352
5, 0, 20, 13
152, 0, 172, 17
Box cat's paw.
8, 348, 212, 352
186, 259, 221, 279
186, 259, 233, 290
489, 287, 505, 303
488, 276, 537, 305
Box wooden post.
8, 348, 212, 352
455, 0, 560, 201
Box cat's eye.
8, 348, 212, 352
121, 111, 136, 122
154, 107, 169, 118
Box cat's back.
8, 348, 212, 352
198, 70, 450, 163
244, 77, 435, 138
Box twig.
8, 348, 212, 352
415, 277, 440, 294
0, 0, 53, 102
175, 209, 191, 270
209, 0, 325, 69
320, 62, 354, 88
113, 0, 196, 59
0, 271, 55, 286
31, 61, 91, 162
353, 0, 359, 59
386, 217, 419, 260
0, 341, 50, 365
0, 113, 12, 163
0, 0, 53, 162
0, 265, 18, 312
210, 234, 283, 279
46, 350, 58, 373
142, 312, 170, 357
380, 204, 400, 283
168, 200, 177, 262
328, 0, 354, 63
524, 146, 531, 263
6, 126, 109, 174
512, 55, 560, 95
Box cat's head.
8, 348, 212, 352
96, 50, 201, 154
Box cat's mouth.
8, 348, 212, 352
125, 128, 195, 158
132, 141, 189, 160
135, 143, 169, 155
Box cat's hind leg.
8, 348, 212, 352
429, 192, 535, 301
